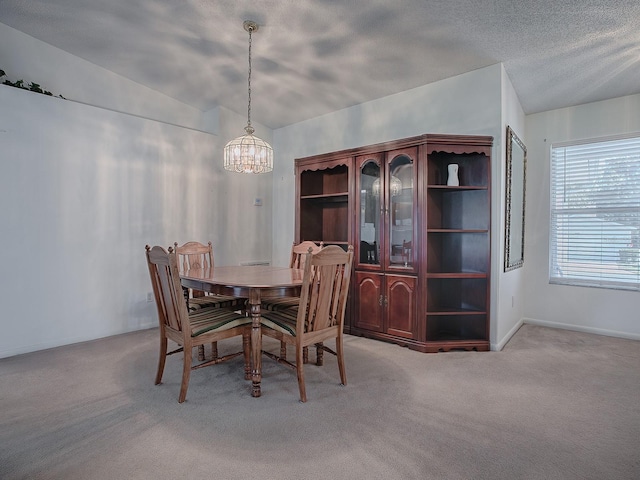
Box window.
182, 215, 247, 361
550, 134, 640, 291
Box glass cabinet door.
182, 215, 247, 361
387, 152, 414, 268
358, 157, 381, 266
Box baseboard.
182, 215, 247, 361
523, 317, 640, 341
0, 321, 157, 359
491, 319, 525, 351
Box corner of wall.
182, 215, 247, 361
492, 318, 525, 351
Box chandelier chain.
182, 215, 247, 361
247, 25, 252, 128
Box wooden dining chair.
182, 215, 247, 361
174, 241, 248, 361
260, 245, 354, 402
174, 241, 247, 311
260, 241, 323, 312
260, 241, 323, 361
145, 245, 252, 403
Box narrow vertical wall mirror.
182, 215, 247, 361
504, 126, 527, 271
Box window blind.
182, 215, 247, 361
550, 134, 640, 290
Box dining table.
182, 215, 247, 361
180, 265, 304, 397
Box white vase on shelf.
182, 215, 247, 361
447, 163, 459, 186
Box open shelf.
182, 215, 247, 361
425, 313, 488, 343
300, 192, 348, 201
300, 164, 349, 196
299, 201, 349, 244
427, 185, 487, 190
426, 277, 487, 312
425, 143, 491, 348
297, 161, 351, 246
426, 231, 489, 274
426, 152, 489, 188
427, 189, 489, 230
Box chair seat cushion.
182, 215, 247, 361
188, 294, 246, 311
189, 308, 251, 337
260, 296, 300, 311
260, 310, 298, 336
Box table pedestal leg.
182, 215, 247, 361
249, 289, 262, 397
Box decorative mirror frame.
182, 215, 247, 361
504, 126, 527, 271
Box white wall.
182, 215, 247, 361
273, 64, 510, 349
0, 25, 273, 358
494, 66, 527, 348
0, 86, 272, 358
524, 94, 640, 340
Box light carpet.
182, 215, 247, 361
1, 324, 639, 479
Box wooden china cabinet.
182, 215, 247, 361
295, 134, 492, 352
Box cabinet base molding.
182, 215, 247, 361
349, 329, 490, 353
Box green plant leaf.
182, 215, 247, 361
1, 68, 64, 99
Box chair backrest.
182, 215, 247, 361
290, 241, 323, 269
296, 245, 354, 334
174, 241, 214, 273
146, 245, 189, 336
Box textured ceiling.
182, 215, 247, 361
1, 0, 639, 129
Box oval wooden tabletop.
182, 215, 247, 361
182, 265, 304, 288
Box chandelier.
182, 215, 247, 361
223, 21, 273, 174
